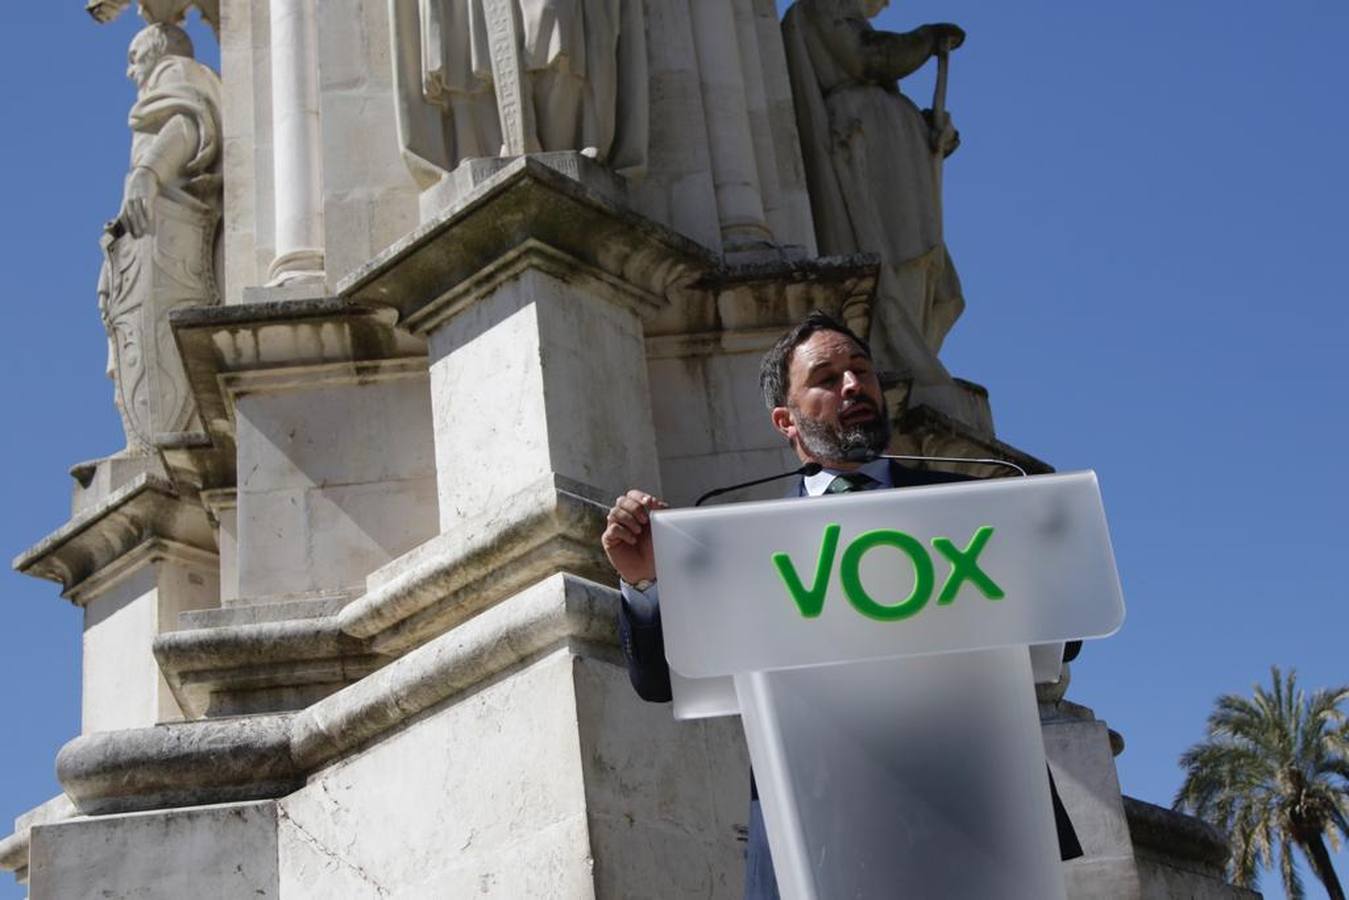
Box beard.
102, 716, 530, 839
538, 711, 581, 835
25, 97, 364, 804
791, 398, 891, 464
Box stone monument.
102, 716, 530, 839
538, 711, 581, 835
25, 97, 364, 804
0, 1, 1257, 897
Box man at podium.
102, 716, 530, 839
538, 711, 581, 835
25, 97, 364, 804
601, 311, 1080, 899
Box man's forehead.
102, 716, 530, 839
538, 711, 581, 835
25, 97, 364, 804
791, 330, 867, 368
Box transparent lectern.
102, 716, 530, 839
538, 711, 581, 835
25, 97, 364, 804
649, 471, 1125, 900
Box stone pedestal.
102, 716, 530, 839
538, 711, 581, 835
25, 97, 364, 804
30, 800, 279, 899
14, 474, 219, 732
172, 295, 438, 604
1042, 701, 1144, 898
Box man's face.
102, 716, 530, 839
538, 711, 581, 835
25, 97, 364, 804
772, 329, 890, 467
127, 38, 159, 89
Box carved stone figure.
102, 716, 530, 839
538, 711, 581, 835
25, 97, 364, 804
391, 0, 648, 186
86, 0, 220, 35
783, 0, 966, 364
97, 23, 222, 452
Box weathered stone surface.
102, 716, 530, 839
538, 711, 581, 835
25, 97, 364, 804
1124, 797, 1260, 899
575, 655, 750, 899
422, 150, 629, 219
340, 478, 611, 654
292, 573, 616, 769
425, 263, 661, 532
0, 795, 75, 887
281, 627, 747, 898
15, 464, 221, 734
892, 401, 1049, 477
230, 367, 438, 598
13, 474, 215, 600
339, 156, 717, 334
1043, 707, 1143, 898
82, 548, 219, 731
147, 480, 609, 718
170, 295, 427, 462
29, 800, 278, 900
154, 616, 384, 718
55, 574, 627, 815
170, 294, 440, 604
56, 714, 300, 815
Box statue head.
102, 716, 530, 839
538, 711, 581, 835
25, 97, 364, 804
862, 0, 889, 18
127, 23, 194, 89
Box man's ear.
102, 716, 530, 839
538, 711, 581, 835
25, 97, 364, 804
770, 406, 796, 443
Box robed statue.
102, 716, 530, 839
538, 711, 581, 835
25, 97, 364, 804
391, 0, 648, 186
783, 0, 966, 370
97, 23, 222, 453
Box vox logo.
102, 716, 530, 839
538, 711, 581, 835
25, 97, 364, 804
771, 525, 1005, 622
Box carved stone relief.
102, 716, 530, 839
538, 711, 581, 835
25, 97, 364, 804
391, 0, 649, 191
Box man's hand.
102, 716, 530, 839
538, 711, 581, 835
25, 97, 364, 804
601, 489, 668, 586
925, 23, 966, 54
118, 167, 160, 238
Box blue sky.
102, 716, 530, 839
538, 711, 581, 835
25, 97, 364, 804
1, 3, 1346, 898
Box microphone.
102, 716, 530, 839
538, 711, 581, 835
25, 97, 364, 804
843, 447, 1029, 478
695, 462, 824, 507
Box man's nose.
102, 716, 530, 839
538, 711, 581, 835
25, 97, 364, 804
841, 370, 862, 396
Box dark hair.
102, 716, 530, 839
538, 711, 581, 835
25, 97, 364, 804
759, 311, 871, 410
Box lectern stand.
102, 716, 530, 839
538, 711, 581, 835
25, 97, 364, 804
651, 472, 1125, 900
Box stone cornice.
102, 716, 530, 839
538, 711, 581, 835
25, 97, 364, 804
643, 253, 881, 358
0, 794, 74, 882
169, 297, 429, 477
338, 156, 719, 334
13, 475, 216, 602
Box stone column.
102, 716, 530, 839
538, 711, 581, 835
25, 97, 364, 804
687, 0, 774, 253
267, 0, 325, 285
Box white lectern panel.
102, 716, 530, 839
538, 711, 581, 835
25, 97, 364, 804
652, 471, 1122, 679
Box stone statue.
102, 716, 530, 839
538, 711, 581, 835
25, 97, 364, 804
782, 0, 966, 366
391, 0, 648, 186
97, 23, 222, 452
86, 0, 220, 35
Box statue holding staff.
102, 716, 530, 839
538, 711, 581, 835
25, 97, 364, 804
783, 0, 966, 378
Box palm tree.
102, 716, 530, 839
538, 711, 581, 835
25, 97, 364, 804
1175, 667, 1349, 899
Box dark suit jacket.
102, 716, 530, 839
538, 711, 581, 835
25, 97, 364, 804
616, 461, 1082, 898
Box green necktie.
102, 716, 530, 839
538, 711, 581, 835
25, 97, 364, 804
824, 472, 878, 494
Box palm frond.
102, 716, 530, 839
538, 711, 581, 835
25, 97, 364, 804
1279, 836, 1305, 900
